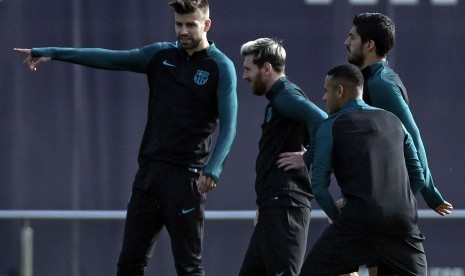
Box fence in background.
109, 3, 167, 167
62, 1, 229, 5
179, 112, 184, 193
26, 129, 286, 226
1, 209, 464, 276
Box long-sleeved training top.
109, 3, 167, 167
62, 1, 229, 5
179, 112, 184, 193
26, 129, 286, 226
32, 41, 237, 182
255, 77, 327, 208
312, 99, 425, 235
362, 61, 444, 209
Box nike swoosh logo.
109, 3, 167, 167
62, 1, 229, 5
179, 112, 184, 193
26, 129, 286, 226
276, 272, 285, 276
162, 60, 176, 67
181, 207, 196, 215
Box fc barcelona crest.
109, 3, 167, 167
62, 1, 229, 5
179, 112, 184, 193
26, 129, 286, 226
194, 70, 209, 85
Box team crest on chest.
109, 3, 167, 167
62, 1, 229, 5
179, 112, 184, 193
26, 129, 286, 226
194, 70, 209, 85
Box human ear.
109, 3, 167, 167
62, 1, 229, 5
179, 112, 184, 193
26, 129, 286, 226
204, 18, 211, 32
263, 62, 272, 74
337, 84, 344, 98
364, 40, 375, 51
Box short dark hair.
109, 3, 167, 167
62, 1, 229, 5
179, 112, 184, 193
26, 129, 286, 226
327, 64, 364, 92
240, 38, 286, 73
353, 12, 395, 57
169, 0, 209, 16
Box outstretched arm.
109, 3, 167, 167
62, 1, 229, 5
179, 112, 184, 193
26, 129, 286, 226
14, 44, 162, 73
14, 48, 51, 72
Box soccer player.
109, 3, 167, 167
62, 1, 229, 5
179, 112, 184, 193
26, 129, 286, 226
14, 1, 237, 275
344, 12, 453, 274
300, 64, 428, 275
239, 37, 327, 276
345, 12, 452, 216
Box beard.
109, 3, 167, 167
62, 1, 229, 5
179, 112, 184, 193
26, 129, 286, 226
252, 83, 267, 96
178, 35, 202, 51
251, 75, 267, 96
347, 47, 365, 68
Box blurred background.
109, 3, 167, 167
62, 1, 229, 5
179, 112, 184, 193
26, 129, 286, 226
1, 0, 464, 275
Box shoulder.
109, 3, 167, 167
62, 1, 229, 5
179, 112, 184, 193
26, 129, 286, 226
140, 41, 177, 54
356, 108, 405, 128
369, 64, 405, 91
332, 103, 384, 122
273, 88, 306, 109
316, 116, 336, 141
207, 46, 236, 84
378, 108, 404, 125
207, 43, 234, 67
284, 80, 305, 95
276, 79, 306, 98
380, 66, 405, 87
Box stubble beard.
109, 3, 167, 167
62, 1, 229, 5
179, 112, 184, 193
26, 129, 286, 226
179, 36, 201, 51
252, 76, 267, 96
348, 47, 365, 68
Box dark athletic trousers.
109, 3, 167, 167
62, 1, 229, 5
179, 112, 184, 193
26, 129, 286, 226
117, 163, 205, 276
300, 223, 427, 276
240, 204, 311, 276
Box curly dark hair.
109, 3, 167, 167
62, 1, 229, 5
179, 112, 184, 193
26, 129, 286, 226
353, 13, 395, 57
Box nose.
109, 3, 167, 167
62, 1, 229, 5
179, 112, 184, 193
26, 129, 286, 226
344, 37, 349, 47
322, 93, 327, 102
179, 25, 188, 35
242, 72, 248, 81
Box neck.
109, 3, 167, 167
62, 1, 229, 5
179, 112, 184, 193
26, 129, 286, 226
265, 73, 285, 93
361, 55, 386, 69
186, 38, 210, 56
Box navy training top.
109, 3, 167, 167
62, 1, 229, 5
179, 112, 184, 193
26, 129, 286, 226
255, 77, 327, 208
32, 41, 237, 182
312, 99, 425, 235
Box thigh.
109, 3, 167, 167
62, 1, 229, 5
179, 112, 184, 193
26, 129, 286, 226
117, 189, 164, 271
378, 234, 427, 276
300, 224, 370, 276
239, 228, 267, 276
260, 206, 311, 276
163, 169, 205, 275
